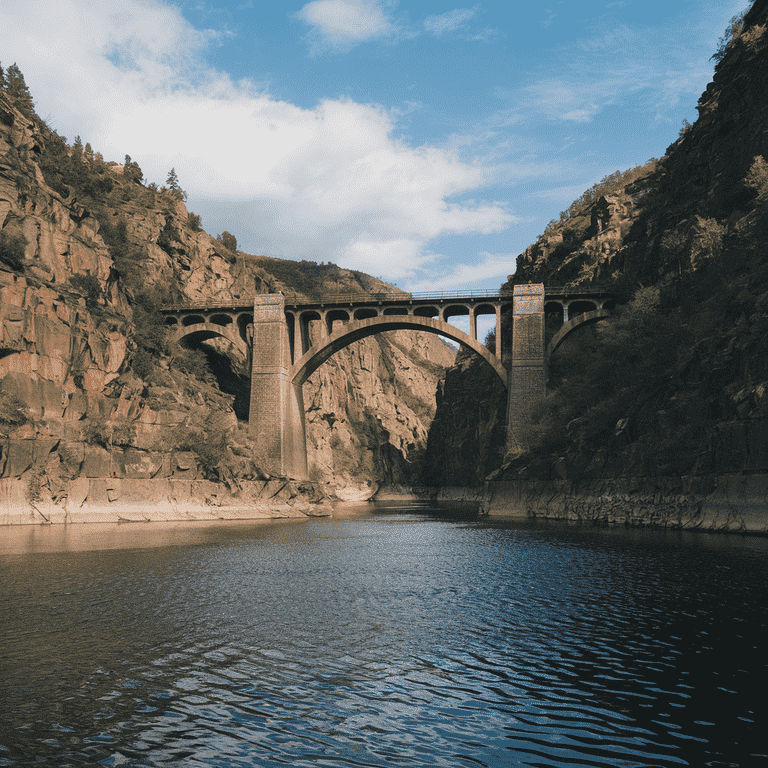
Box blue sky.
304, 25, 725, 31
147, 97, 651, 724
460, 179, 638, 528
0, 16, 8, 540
0, 0, 746, 293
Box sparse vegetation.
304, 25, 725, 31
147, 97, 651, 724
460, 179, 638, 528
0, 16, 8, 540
745, 154, 768, 206
82, 415, 135, 448
544, 160, 658, 234
216, 231, 237, 252
0, 390, 29, 430
711, 4, 754, 63
67, 273, 102, 306
0, 230, 27, 270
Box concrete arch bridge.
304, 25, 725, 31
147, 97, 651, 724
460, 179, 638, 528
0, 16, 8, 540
161, 284, 614, 478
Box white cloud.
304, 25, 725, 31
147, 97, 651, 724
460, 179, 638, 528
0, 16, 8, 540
296, 0, 394, 52
423, 7, 477, 36
655, 66, 711, 116
0, 0, 512, 284
406, 252, 516, 292
520, 63, 657, 123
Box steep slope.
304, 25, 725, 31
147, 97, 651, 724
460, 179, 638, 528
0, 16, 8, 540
0, 79, 453, 522
424, 0, 768, 505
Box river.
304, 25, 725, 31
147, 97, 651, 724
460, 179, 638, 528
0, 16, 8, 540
1, 502, 766, 767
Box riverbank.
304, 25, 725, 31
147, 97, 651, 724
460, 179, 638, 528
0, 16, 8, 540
483, 474, 768, 534
5, 473, 767, 534
0, 477, 333, 525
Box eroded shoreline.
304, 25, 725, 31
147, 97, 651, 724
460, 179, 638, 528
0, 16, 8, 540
3, 473, 768, 536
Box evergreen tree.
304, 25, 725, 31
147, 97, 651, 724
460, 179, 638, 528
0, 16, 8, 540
5, 63, 36, 119
217, 231, 237, 252
166, 168, 180, 190
123, 154, 143, 184
0, 62, 6, 89
165, 167, 187, 201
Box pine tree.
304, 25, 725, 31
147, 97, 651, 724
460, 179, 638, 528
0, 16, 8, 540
5, 63, 36, 119
165, 167, 187, 200
0, 62, 6, 90
123, 154, 143, 184
166, 168, 180, 190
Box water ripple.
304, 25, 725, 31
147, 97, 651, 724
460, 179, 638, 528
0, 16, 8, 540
2, 511, 767, 766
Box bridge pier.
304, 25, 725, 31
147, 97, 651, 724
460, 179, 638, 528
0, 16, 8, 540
249, 295, 308, 479
507, 284, 546, 451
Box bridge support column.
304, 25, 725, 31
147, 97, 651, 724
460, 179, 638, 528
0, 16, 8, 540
507, 284, 546, 451
495, 305, 502, 357
249, 295, 308, 479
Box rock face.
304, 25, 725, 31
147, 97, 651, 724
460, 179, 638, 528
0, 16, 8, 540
304, 331, 454, 488
0, 86, 453, 522
426, 1, 768, 519
421, 348, 506, 487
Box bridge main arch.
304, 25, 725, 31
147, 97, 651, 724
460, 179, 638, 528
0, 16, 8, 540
291, 315, 507, 387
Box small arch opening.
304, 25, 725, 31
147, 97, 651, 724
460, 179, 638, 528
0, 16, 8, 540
210, 314, 234, 326
237, 313, 252, 342
383, 307, 408, 315
413, 306, 439, 318
354, 307, 378, 321
545, 301, 564, 322
326, 309, 350, 336
567, 300, 597, 318
299, 310, 322, 353
182, 314, 205, 327
443, 304, 469, 321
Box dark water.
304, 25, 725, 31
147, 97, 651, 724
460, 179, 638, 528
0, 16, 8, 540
1, 504, 767, 768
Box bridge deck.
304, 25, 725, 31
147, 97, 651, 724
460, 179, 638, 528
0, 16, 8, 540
160, 286, 611, 313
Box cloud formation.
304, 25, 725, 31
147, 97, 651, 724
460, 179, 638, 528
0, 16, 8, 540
406, 251, 515, 292
423, 7, 478, 36
0, 0, 512, 284
296, 0, 395, 52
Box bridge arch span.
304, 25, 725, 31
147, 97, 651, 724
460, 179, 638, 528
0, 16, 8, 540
172, 323, 249, 359
291, 315, 507, 387
547, 309, 611, 358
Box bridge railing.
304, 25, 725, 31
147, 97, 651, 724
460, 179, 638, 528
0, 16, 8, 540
543, 286, 612, 295
282, 289, 515, 304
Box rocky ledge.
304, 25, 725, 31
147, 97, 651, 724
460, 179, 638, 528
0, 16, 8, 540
483, 474, 768, 534
0, 476, 333, 526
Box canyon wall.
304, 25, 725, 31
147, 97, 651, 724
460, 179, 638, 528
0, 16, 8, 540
0, 86, 453, 523
425, 1, 768, 528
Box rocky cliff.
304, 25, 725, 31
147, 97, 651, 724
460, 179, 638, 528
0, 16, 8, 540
0, 80, 453, 523
425, 0, 768, 530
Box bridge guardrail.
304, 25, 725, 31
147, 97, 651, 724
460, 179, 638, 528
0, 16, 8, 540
281, 289, 515, 304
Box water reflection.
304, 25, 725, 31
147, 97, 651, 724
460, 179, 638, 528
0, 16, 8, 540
1, 505, 766, 767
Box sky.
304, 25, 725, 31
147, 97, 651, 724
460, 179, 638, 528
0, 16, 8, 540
0, 0, 747, 295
